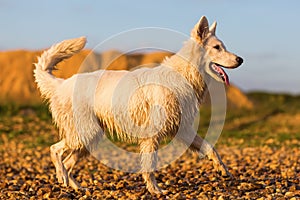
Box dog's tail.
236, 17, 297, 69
34, 37, 86, 100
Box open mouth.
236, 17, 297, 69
210, 63, 229, 86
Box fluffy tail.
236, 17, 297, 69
34, 37, 86, 100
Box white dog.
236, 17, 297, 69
34, 16, 243, 194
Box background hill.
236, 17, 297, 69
0, 49, 253, 109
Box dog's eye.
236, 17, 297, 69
213, 45, 221, 50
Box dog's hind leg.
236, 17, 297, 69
50, 139, 69, 186
63, 149, 87, 190
139, 137, 164, 194
178, 129, 232, 178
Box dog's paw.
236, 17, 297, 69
69, 177, 82, 191
148, 186, 167, 195
222, 172, 234, 180
56, 174, 69, 186
217, 163, 234, 179
219, 168, 234, 180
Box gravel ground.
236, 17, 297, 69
1, 112, 300, 199
1, 134, 300, 200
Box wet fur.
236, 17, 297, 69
34, 16, 242, 194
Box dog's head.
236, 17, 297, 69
191, 16, 243, 85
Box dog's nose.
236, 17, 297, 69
236, 56, 243, 65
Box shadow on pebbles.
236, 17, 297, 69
0, 136, 300, 200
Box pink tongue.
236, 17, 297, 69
215, 65, 230, 86
222, 70, 230, 86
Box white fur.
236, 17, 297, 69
34, 16, 243, 194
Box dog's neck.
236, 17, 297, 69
163, 39, 208, 104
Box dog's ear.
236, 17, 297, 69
191, 16, 209, 42
197, 16, 209, 41
209, 21, 217, 35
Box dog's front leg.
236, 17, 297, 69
198, 137, 232, 178
139, 137, 165, 194
178, 128, 232, 178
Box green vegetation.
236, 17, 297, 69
221, 92, 300, 147
0, 103, 51, 120
0, 103, 55, 147
196, 92, 300, 147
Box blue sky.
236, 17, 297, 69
0, 1, 299, 94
